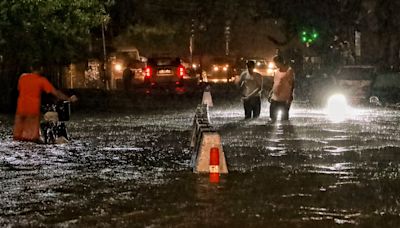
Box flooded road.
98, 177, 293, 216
1, 99, 400, 227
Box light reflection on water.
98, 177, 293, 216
300, 206, 360, 225
0, 105, 400, 227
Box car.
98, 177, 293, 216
372, 72, 400, 104
204, 56, 235, 83
307, 65, 377, 106
180, 59, 201, 86
109, 47, 146, 88
334, 65, 377, 105
144, 57, 186, 87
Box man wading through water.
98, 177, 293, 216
269, 55, 295, 121
237, 60, 263, 119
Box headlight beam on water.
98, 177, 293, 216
325, 94, 351, 122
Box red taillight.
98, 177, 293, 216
177, 65, 185, 77
145, 67, 152, 78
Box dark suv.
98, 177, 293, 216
144, 57, 186, 86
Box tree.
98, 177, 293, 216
374, 0, 400, 69
108, 0, 245, 57
0, 0, 113, 73
0, 0, 113, 111
108, 0, 194, 56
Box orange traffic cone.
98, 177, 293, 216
209, 147, 220, 183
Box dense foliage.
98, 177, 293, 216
0, 0, 113, 68
108, 0, 362, 57
0, 0, 113, 111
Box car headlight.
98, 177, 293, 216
213, 66, 219, 71
114, 63, 123, 72
325, 94, 350, 122
268, 62, 275, 69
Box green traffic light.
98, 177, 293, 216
300, 29, 318, 43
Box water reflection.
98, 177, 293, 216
0, 105, 400, 227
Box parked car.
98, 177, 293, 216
144, 57, 186, 87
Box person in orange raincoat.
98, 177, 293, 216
13, 64, 77, 142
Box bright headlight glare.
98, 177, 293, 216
213, 66, 219, 71
114, 63, 123, 72
268, 62, 275, 69
325, 94, 350, 122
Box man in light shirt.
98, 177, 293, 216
270, 55, 295, 121
237, 60, 263, 119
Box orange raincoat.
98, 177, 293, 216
13, 73, 55, 142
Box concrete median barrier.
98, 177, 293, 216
190, 92, 228, 174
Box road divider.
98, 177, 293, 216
202, 84, 213, 107
190, 95, 228, 175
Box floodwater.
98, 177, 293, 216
1, 99, 400, 227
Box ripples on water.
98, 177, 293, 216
213, 105, 400, 226
0, 105, 400, 227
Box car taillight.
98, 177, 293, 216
145, 67, 152, 78
177, 65, 185, 77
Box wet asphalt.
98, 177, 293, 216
0, 89, 400, 227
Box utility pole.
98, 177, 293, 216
101, 20, 107, 72
355, 30, 361, 63
224, 20, 231, 56
190, 19, 195, 65
101, 17, 111, 90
